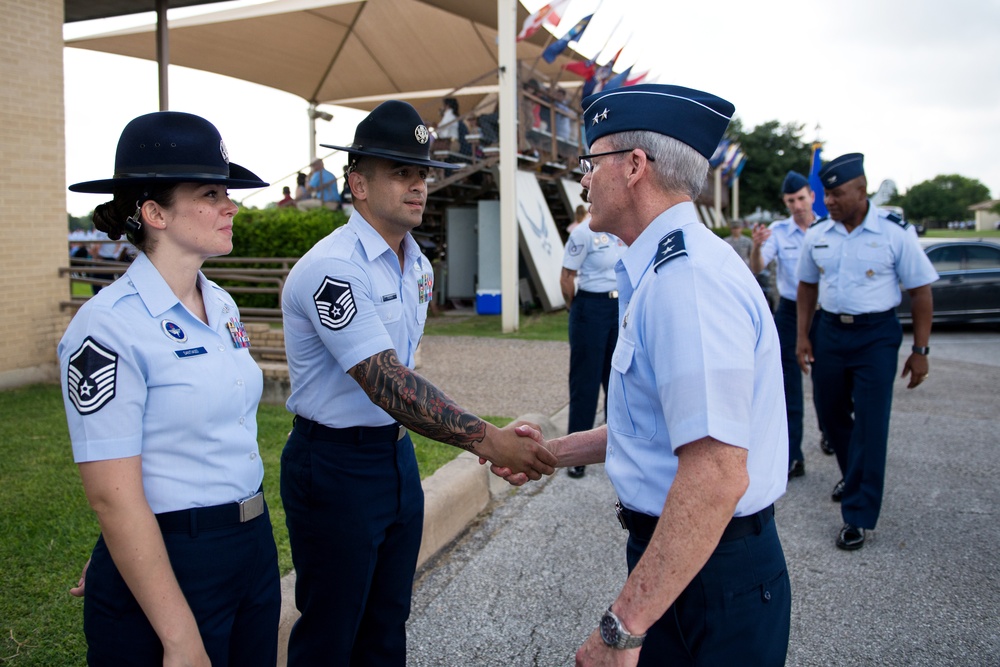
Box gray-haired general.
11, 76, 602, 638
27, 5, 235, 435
796, 152, 937, 550
501, 83, 791, 665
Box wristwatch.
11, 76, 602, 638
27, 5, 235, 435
911, 345, 930, 355
599, 607, 646, 650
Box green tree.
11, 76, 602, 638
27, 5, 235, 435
726, 119, 813, 216
891, 175, 991, 225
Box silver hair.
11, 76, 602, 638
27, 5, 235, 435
604, 131, 708, 200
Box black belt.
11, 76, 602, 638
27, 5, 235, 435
576, 289, 619, 299
155, 487, 265, 534
820, 308, 895, 325
616, 502, 774, 543
293, 415, 407, 443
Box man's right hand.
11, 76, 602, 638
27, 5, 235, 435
480, 422, 556, 480
751, 223, 770, 248
796, 337, 814, 374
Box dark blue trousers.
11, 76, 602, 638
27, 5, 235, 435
567, 293, 619, 434
774, 298, 804, 464
83, 503, 280, 666
280, 421, 424, 667
627, 512, 790, 666
812, 312, 902, 529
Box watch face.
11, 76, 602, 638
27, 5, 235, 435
600, 612, 619, 647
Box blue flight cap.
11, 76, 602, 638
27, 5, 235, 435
818, 153, 865, 189
781, 170, 810, 194
581, 84, 735, 159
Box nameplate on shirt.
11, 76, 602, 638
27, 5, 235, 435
382, 293, 398, 302
174, 347, 208, 359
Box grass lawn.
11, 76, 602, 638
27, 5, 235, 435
924, 228, 1000, 238
424, 307, 569, 342
0, 383, 509, 665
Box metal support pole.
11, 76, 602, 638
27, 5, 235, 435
156, 0, 169, 110
498, 0, 518, 332
714, 168, 723, 227
308, 103, 318, 163
732, 176, 740, 219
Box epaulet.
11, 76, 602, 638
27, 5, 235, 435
810, 216, 829, 228
653, 230, 686, 273
882, 211, 910, 229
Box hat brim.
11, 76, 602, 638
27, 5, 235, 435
68, 162, 269, 193
321, 143, 459, 170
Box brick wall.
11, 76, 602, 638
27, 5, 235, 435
0, 0, 71, 388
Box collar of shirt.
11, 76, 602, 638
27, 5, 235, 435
618, 201, 697, 291
830, 199, 884, 237
348, 211, 422, 273
127, 252, 220, 322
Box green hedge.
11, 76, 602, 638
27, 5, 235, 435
218, 207, 348, 309
230, 206, 348, 257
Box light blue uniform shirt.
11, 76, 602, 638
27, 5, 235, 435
58, 252, 264, 514
282, 212, 433, 427
758, 215, 808, 300
797, 202, 938, 314
562, 219, 625, 293
606, 202, 788, 518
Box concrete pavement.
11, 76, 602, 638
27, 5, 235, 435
403, 329, 1000, 666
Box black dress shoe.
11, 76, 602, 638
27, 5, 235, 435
836, 523, 866, 550
819, 433, 834, 456
787, 459, 805, 479
567, 466, 586, 478
831, 479, 845, 502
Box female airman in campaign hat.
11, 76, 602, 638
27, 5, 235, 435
60, 111, 280, 665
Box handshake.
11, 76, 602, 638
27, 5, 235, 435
474, 420, 564, 486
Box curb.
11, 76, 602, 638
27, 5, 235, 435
275, 408, 568, 666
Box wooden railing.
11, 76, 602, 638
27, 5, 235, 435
60, 255, 300, 326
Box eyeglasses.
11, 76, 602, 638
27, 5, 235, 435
578, 148, 655, 174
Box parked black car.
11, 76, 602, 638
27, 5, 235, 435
898, 239, 1000, 324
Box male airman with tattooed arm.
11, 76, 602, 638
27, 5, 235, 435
279, 100, 556, 667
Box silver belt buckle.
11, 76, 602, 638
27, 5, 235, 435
839, 314, 854, 324
609, 290, 619, 299
238, 491, 264, 522
397, 424, 407, 441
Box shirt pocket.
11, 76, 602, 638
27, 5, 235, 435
374, 300, 402, 324
608, 336, 656, 441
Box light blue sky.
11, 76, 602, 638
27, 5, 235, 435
64, 0, 1000, 215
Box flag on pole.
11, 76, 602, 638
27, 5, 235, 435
624, 70, 649, 86
517, 0, 573, 42
565, 58, 596, 78
709, 139, 731, 169
808, 142, 828, 217
542, 13, 593, 63
581, 47, 622, 97
603, 64, 633, 92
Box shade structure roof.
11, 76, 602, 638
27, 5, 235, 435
65, 0, 588, 112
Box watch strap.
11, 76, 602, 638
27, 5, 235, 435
911, 345, 930, 355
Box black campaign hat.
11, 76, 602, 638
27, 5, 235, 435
322, 100, 458, 170
69, 111, 268, 193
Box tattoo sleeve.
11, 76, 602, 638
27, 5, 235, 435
348, 349, 487, 451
